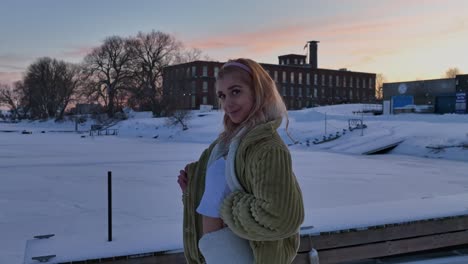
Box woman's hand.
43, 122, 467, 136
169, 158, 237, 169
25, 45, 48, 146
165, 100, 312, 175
177, 166, 188, 192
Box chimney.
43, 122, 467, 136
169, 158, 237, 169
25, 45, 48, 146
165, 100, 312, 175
308, 40, 319, 69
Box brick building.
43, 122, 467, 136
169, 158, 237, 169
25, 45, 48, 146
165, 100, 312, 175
163, 41, 376, 110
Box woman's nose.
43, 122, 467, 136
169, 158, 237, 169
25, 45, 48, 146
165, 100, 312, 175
224, 101, 235, 112
224, 96, 234, 107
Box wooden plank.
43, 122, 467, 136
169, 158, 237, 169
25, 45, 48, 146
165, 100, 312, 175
107, 253, 187, 264
55, 215, 468, 264
317, 229, 468, 264
299, 214, 468, 252
292, 252, 310, 264
57, 252, 187, 264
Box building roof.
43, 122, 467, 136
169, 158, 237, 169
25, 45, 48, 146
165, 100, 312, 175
278, 54, 306, 58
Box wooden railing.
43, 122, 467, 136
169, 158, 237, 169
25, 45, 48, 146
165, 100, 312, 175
43, 214, 468, 264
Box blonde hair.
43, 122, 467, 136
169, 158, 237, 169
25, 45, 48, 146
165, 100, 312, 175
216, 58, 289, 143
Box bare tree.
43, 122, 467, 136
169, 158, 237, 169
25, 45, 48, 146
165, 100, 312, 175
0, 83, 19, 117
125, 31, 208, 116
444, 67, 461, 78
22, 57, 80, 119
56, 63, 84, 120
375, 73, 386, 100
166, 109, 192, 130
174, 47, 204, 64
83, 36, 134, 117
126, 31, 181, 114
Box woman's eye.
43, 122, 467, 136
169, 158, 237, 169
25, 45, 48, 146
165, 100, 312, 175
232, 89, 240, 95
218, 94, 225, 100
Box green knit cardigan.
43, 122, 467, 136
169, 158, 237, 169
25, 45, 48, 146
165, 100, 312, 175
182, 119, 305, 264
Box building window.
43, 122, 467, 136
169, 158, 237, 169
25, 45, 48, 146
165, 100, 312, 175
191, 81, 196, 94
282, 86, 286, 96
350, 90, 353, 100
214, 67, 219, 78
298, 100, 302, 108
191, 95, 196, 108
306, 73, 310, 85
329, 75, 333, 87
336, 76, 340, 87
321, 75, 325, 86
363, 78, 367, 89
350, 77, 353, 88
344, 76, 347, 87
282, 72, 287, 83
306, 87, 310, 97
192, 66, 196, 77
298, 87, 302, 97
314, 88, 317, 98
321, 88, 325, 98
298, 73, 302, 84
274, 71, 278, 82
291, 72, 295, 84
290, 99, 294, 108
186, 68, 190, 78
202, 66, 208, 77
294, 58, 298, 64
357, 78, 360, 88
202, 95, 208, 105
290, 86, 294, 96
202, 81, 208, 92
287, 59, 290, 64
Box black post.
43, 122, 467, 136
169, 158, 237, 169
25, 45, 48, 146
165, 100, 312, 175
108, 171, 112, 242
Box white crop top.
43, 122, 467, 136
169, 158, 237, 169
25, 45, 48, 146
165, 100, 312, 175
196, 158, 231, 217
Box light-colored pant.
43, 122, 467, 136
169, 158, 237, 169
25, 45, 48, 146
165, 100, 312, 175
198, 227, 254, 264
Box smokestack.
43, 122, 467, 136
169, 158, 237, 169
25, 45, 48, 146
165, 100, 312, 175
308, 40, 319, 69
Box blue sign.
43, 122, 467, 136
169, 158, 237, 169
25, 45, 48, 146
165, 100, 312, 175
455, 93, 466, 113
392, 95, 414, 108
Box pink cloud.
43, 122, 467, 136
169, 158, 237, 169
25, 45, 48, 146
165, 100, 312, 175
186, 1, 467, 63
61, 46, 96, 58
187, 23, 312, 57
0, 72, 23, 85
0, 54, 32, 69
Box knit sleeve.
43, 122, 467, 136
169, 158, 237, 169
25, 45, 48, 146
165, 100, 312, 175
183, 144, 212, 206
219, 146, 304, 241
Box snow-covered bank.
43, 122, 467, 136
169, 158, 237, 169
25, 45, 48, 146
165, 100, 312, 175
1, 104, 468, 263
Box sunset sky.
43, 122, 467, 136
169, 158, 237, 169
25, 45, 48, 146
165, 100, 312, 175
1, 0, 467, 85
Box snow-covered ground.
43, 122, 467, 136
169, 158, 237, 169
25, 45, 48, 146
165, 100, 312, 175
1, 104, 468, 264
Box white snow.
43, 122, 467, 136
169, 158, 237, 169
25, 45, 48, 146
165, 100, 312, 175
1, 104, 468, 263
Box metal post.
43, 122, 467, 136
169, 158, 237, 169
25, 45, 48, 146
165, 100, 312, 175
108, 171, 112, 242
324, 113, 327, 136
361, 112, 364, 137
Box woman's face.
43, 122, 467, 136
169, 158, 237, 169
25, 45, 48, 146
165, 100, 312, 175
216, 73, 254, 124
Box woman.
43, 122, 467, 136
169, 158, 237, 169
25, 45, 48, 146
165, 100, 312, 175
177, 58, 304, 264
